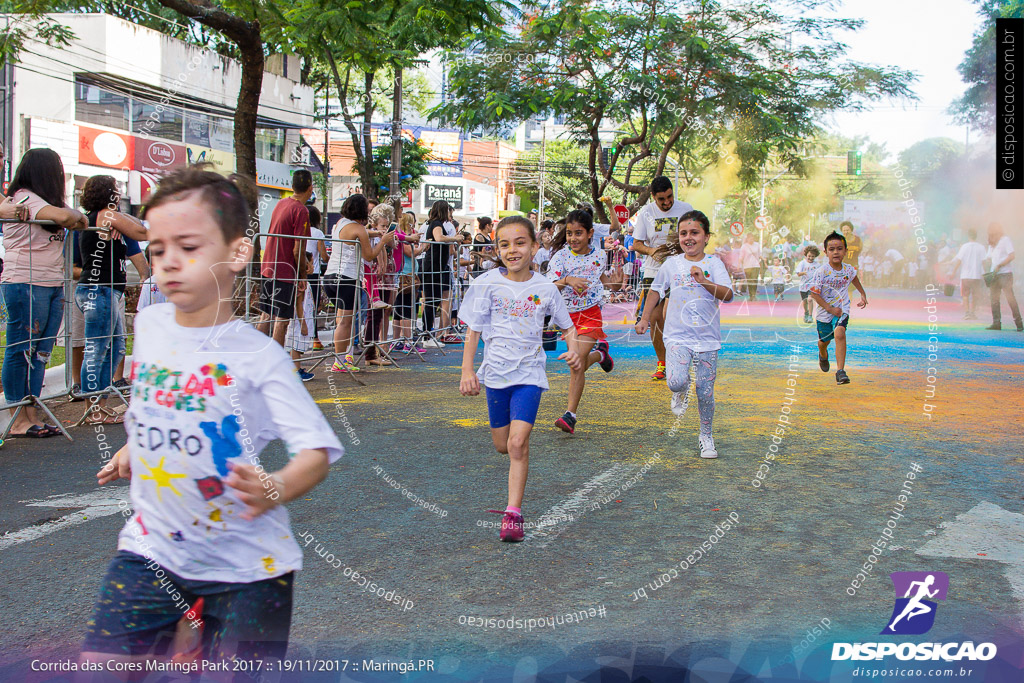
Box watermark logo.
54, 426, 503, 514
881, 572, 948, 635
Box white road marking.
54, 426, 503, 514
916, 501, 1024, 624
530, 464, 634, 547
0, 488, 131, 550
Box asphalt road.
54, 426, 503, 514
1, 290, 1022, 682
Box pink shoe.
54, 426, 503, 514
488, 509, 525, 542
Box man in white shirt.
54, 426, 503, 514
630, 176, 693, 379
948, 229, 987, 320
984, 222, 1021, 331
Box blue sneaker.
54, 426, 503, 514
297, 370, 314, 382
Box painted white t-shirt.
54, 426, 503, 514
591, 222, 612, 251
794, 259, 816, 285
547, 246, 607, 312
137, 276, 167, 312
650, 253, 732, 352
803, 262, 858, 323
632, 199, 693, 277
954, 241, 986, 280
118, 304, 344, 583
534, 247, 551, 270
988, 235, 1015, 275
459, 269, 572, 390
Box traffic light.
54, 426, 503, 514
847, 150, 862, 176
602, 146, 617, 170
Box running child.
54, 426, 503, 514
459, 216, 582, 542
794, 245, 819, 324
85, 167, 343, 669
635, 210, 733, 459
802, 231, 868, 385
547, 209, 619, 434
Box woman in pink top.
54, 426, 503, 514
2, 149, 88, 438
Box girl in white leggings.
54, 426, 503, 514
635, 210, 733, 459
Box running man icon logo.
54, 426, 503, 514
881, 571, 949, 635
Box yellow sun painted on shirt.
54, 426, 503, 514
263, 556, 276, 573
138, 456, 186, 501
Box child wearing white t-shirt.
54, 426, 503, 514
635, 210, 734, 459
802, 231, 868, 385
87, 168, 342, 667
794, 246, 819, 323
460, 216, 581, 543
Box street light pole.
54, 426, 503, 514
538, 121, 546, 224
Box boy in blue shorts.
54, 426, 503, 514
803, 231, 868, 385
82, 167, 343, 671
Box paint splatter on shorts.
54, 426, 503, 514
83, 551, 293, 663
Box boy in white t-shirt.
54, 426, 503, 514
794, 246, 819, 324
86, 168, 343, 668
802, 231, 868, 385
635, 210, 733, 459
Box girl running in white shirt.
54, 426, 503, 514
459, 216, 582, 542
547, 209, 619, 434
635, 210, 733, 459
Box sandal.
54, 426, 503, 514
9, 424, 56, 438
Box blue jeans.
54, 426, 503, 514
75, 285, 124, 394
1, 283, 64, 404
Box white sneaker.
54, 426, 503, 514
671, 391, 689, 417
421, 338, 445, 349
699, 434, 718, 459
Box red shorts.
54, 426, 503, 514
563, 304, 607, 340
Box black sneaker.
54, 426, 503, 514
596, 340, 614, 372
113, 378, 131, 390
819, 354, 830, 372
836, 369, 850, 385
555, 411, 577, 434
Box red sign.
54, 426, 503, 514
135, 138, 186, 175
79, 126, 134, 170
614, 204, 630, 224
754, 215, 769, 231
729, 221, 744, 237
401, 190, 412, 208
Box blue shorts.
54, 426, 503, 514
83, 551, 293, 661
817, 314, 849, 343
485, 384, 544, 429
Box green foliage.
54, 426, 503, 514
512, 140, 595, 218
897, 138, 965, 178
432, 0, 917, 209
0, 3, 75, 67
368, 136, 430, 194
950, 0, 1024, 130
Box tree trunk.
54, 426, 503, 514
233, 39, 264, 180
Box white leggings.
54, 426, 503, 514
666, 345, 718, 436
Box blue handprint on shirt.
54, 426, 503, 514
199, 415, 242, 476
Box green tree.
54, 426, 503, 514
368, 136, 430, 196
0, 4, 74, 67
286, 0, 507, 200
950, 0, 1024, 130
511, 140, 595, 218
897, 138, 964, 178
431, 0, 916, 220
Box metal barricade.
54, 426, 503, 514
0, 219, 140, 441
